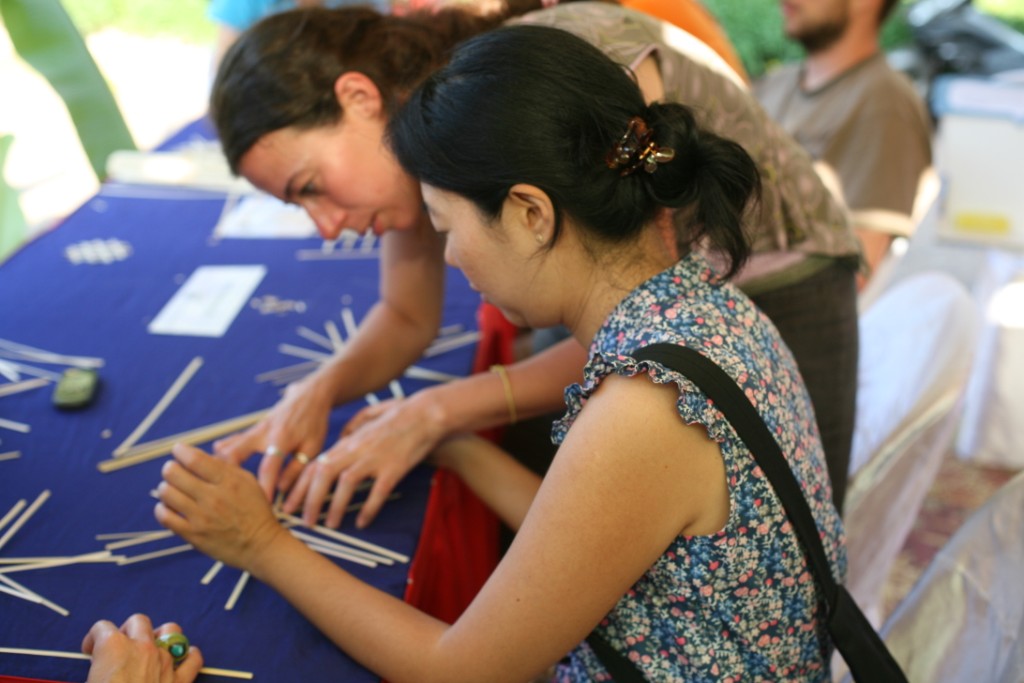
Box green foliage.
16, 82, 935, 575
977, 0, 1024, 33
60, 0, 215, 43
700, 0, 801, 78
701, 0, 917, 78
46, 0, 1024, 66
701, 0, 1024, 79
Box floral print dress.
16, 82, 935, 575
551, 253, 846, 682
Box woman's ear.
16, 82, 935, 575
503, 183, 556, 247
333, 72, 384, 120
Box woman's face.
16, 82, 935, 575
421, 183, 559, 329
237, 111, 424, 239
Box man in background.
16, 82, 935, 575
756, 0, 932, 286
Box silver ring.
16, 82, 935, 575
265, 445, 282, 458
316, 452, 329, 463
295, 452, 311, 466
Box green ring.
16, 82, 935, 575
155, 632, 190, 666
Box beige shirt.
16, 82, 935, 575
513, 3, 862, 286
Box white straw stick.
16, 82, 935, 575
324, 320, 344, 351
0, 450, 23, 462
404, 365, 460, 383
0, 361, 62, 382
424, 331, 481, 358
0, 358, 18, 382
0, 551, 117, 574
95, 530, 161, 541
295, 249, 378, 261
277, 512, 408, 563
0, 551, 115, 565
224, 571, 250, 610
0, 572, 69, 616
0, 377, 50, 398
104, 529, 174, 550
438, 324, 464, 336
255, 360, 319, 384
388, 380, 405, 400
0, 647, 254, 679
305, 536, 391, 566
340, 307, 358, 339
0, 418, 30, 433
278, 343, 331, 362
296, 325, 335, 351
0, 499, 27, 535
297, 538, 377, 568
0, 489, 50, 553
0, 582, 44, 605
97, 408, 269, 473
201, 560, 224, 585
0, 339, 104, 368
290, 529, 389, 566
114, 356, 204, 456
118, 543, 193, 565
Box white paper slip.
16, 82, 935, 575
148, 265, 266, 338
213, 193, 318, 239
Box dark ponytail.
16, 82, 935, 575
641, 102, 760, 277
389, 24, 759, 277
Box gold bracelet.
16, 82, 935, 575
490, 364, 517, 425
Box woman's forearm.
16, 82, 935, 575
414, 337, 588, 438
248, 531, 452, 683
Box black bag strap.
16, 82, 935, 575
583, 343, 906, 683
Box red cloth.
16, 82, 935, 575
402, 302, 518, 621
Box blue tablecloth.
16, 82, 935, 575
0, 119, 479, 682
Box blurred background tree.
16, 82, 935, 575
702, 0, 1024, 79
61, 0, 215, 43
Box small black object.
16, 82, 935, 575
52, 367, 100, 410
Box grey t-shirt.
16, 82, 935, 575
756, 53, 932, 226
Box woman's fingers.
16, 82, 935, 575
81, 619, 118, 656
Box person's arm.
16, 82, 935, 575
826, 100, 931, 288
214, 218, 446, 496
157, 372, 728, 683
428, 434, 543, 531
285, 337, 586, 528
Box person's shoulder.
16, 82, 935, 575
849, 55, 930, 121
515, 1, 659, 35
510, 2, 662, 66
752, 61, 801, 114
843, 55, 917, 100
754, 60, 802, 94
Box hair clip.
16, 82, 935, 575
606, 116, 675, 176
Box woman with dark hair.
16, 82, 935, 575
208, 2, 861, 530
137, 24, 844, 683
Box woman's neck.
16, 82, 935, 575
566, 225, 676, 348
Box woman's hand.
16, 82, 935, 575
284, 393, 448, 529
212, 376, 335, 500
82, 614, 202, 683
156, 444, 290, 572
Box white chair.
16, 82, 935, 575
858, 166, 942, 313
843, 271, 979, 628
878, 469, 1024, 683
